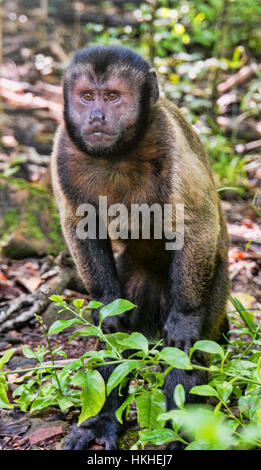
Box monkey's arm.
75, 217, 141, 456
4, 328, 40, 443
61, 210, 122, 325
51, 142, 122, 328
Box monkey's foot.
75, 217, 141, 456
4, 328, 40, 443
163, 316, 199, 354
167, 440, 186, 451
63, 419, 119, 450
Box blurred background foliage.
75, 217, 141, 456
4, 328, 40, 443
2, 0, 261, 190
77, 0, 261, 189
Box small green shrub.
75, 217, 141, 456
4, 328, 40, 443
1, 295, 261, 450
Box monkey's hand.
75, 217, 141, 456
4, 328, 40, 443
162, 314, 201, 354
102, 315, 128, 334
63, 416, 120, 450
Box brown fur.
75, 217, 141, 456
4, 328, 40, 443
52, 96, 229, 337
51, 46, 229, 450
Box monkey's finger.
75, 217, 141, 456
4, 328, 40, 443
100, 438, 117, 450
167, 440, 185, 450
63, 428, 94, 450
73, 434, 94, 450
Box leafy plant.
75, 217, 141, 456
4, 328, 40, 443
1, 295, 261, 450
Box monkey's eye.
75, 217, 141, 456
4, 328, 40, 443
106, 92, 120, 102
81, 91, 94, 102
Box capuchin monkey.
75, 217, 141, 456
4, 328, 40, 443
51, 45, 229, 450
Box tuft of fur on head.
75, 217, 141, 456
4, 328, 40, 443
63, 46, 159, 158
65, 45, 152, 83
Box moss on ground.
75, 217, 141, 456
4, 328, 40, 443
0, 176, 65, 257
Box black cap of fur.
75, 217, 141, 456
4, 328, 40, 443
63, 46, 159, 157
66, 45, 151, 81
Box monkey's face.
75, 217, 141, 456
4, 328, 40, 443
64, 74, 147, 157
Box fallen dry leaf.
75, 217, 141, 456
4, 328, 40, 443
26, 426, 64, 445
229, 248, 247, 260
16, 275, 42, 293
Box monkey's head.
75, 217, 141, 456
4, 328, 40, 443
63, 46, 159, 157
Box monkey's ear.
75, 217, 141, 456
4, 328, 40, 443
148, 69, 159, 104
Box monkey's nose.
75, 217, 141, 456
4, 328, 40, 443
89, 110, 106, 123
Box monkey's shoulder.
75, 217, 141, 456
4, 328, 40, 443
155, 98, 211, 166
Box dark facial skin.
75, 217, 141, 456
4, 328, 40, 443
66, 74, 144, 157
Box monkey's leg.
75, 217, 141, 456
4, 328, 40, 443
162, 244, 229, 449
60, 215, 128, 449
162, 230, 229, 353
63, 304, 133, 450
65, 262, 167, 450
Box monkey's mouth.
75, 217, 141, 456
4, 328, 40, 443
85, 130, 118, 144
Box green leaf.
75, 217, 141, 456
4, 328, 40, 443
158, 347, 192, 370
230, 296, 255, 333
115, 394, 135, 424
136, 389, 166, 429
0, 348, 16, 369
99, 299, 136, 324
69, 326, 101, 340
30, 396, 57, 412
190, 385, 219, 398
185, 440, 213, 450
48, 318, 83, 334
240, 424, 261, 446
215, 382, 233, 401
107, 360, 140, 395
138, 429, 179, 446
0, 383, 13, 409
116, 332, 148, 353
78, 370, 105, 425
55, 350, 67, 359
73, 299, 84, 310
48, 295, 64, 304
174, 406, 236, 449
238, 395, 261, 421
21, 345, 37, 359
82, 350, 115, 363
0, 373, 7, 389
192, 340, 224, 359
217, 186, 240, 193
158, 409, 183, 427
174, 384, 185, 409
60, 359, 82, 372
71, 370, 87, 387
86, 301, 103, 309
104, 332, 130, 352
58, 396, 74, 411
